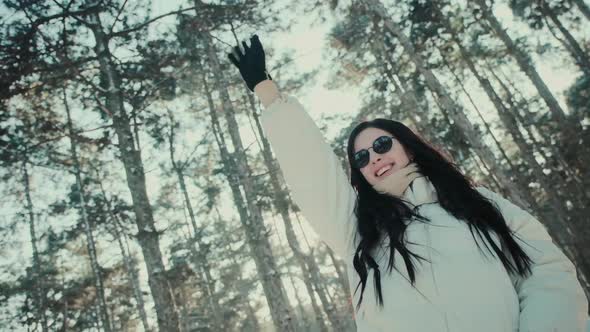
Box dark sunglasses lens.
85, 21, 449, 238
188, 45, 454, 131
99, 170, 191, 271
374, 136, 393, 153
353, 150, 369, 168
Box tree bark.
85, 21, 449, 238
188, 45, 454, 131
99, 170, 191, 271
63, 87, 112, 332
22, 160, 49, 332
97, 176, 150, 331
85, 10, 180, 331
324, 245, 352, 305
97, 176, 151, 332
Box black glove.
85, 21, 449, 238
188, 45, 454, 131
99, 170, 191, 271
227, 34, 272, 92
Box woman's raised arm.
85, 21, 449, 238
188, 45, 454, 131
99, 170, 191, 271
256, 80, 357, 257
228, 36, 357, 257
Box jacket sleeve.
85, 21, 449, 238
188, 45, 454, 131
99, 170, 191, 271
476, 186, 589, 332
259, 94, 358, 258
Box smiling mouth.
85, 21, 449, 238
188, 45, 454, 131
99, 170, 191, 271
375, 163, 394, 177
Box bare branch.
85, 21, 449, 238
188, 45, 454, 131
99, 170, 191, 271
108, 0, 129, 35
110, 6, 199, 38
48, 0, 100, 27
28, 123, 117, 150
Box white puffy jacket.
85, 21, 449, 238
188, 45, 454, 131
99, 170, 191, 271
259, 94, 588, 331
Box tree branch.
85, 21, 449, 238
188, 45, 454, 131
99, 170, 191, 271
108, 0, 129, 35
110, 6, 199, 38
47, 1, 100, 27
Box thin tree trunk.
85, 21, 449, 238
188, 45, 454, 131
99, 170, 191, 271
487, 58, 590, 202
362, 0, 529, 208
286, 262, 317, 332
199, 54, 296, 331
121, 224, 152, 332
244, 301, 261, 332
440, 56, 520, 175
572, 0, 590, 21
215, 207, 262, 332
325, 245, 356, 331
61, 276, 68, 331
434, 16, 542, 207
325, 245, 352, 304
304, 252, 346, 331
63, 87, 112, 332
472, 0, 569, 125
22, 160, 48, 332
540, 1, 590, 73
166, 110, 225, 329
85, 10, 180, 331
487, 63, 590, 202
95, 175, 151, 332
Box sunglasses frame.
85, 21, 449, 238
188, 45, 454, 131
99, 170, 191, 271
352, 135, 396, 169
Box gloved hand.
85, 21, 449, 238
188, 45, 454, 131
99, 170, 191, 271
227, 34, 272, 92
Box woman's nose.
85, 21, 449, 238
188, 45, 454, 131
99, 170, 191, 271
370, 152, 381, 164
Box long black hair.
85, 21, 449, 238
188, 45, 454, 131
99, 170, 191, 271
346, 119, 533, 310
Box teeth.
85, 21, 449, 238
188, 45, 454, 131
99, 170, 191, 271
376, 164, 393, 177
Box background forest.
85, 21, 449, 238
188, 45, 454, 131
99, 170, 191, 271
1, 0, 589, 331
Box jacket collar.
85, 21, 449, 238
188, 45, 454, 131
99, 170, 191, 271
402, 175, 438, 208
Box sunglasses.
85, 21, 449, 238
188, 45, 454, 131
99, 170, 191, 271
352, 136, 396, 169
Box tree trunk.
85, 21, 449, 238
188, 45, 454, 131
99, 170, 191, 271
325, 245, 352, 304
61, 277, 68, 331
215, 207, 264, 332
305, 252, 346, 331
572, 0, 590, 21
199, 51, 296, 331
436, 13, 545, 208
540, 1, 590, 73
63, 87, 112, 332
488, 63, 590, 202
361, 0, 529, 208
85, 10, 180, 331
96, 175, 151, 332
244, 301, 261, 331
166, 110, 225, 330
472, 0, 568, 125
121, 224, 152, 332
286, 262, 319, 332
22, 160, 49, 332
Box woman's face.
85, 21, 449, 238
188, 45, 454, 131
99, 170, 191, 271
353, 127, 412, 186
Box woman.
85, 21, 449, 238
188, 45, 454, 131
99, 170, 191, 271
228, 35, 588, 331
